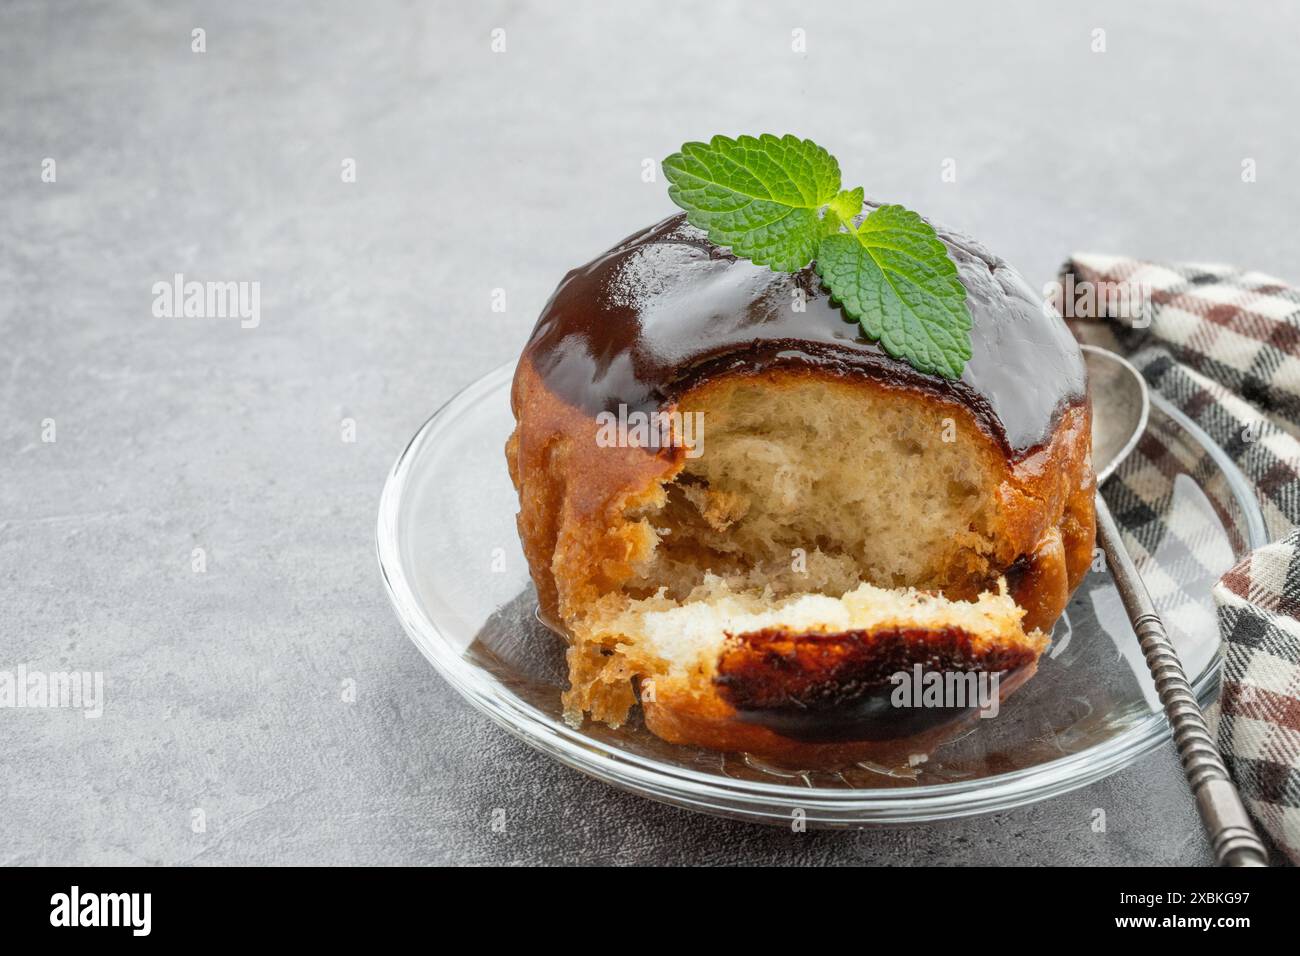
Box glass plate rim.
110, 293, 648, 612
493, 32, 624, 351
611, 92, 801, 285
376, 360, 1268, 822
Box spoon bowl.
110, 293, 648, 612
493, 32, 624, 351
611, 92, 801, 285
1083, 344, 1150, 483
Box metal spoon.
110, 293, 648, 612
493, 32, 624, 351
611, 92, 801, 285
1084, 344, 1269, 866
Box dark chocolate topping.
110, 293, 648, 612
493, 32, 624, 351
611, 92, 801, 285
522, 208, 1086, 455
715, 625, 1038, 744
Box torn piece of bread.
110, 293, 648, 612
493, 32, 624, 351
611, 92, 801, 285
506, 210, 1095, 765
565, 577, 1048, 763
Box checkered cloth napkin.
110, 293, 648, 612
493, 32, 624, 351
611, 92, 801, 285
1061, 255, 1300, 863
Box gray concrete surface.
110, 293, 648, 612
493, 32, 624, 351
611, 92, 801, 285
3, 0, 1295, 865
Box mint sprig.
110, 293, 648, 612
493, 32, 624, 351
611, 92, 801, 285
816, 206, 972, 379
662, 134, 973, 379
662, 134, 841, 271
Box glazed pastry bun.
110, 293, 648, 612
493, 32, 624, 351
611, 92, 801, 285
506, 208, 1094, 764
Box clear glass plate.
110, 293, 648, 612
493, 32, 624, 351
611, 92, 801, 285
376, 362, 1267, 825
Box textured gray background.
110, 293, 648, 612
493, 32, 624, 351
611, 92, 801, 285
3, 0, 1295, 865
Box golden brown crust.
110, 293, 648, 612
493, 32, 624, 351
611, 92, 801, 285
507, 354, 1095, 762
509, 357, 681, 627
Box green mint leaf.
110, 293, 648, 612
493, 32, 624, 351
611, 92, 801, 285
814, 204, 973, 379
662, 134, 841, 271
826, 187, 864, 230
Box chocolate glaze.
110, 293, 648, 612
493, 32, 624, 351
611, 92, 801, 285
714, 625, 1038, 744
522, 207, 1087, 456
733, 682, 979, 744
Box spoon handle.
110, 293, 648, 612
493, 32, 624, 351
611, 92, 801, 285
1094, 494, 1269, 866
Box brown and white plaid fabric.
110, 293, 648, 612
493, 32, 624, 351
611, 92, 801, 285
1061, 254, 1300, 863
